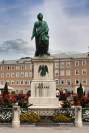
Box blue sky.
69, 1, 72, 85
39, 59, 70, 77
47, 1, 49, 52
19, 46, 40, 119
0, 0, 89, 60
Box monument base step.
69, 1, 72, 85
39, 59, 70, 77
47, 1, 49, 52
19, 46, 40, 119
28, 97, 59, 108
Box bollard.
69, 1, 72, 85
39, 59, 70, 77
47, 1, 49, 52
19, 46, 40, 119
12, 105, 20, 128
75, 106, 82, 127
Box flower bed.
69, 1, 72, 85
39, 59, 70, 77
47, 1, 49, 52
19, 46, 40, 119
20, 111, 74, 124
52, 114, 74, 123
20, 112, 41, 123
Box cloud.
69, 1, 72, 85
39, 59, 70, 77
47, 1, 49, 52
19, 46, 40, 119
61, 0, 89, 16
42, 0, 89, 53
0, 39, 34, 60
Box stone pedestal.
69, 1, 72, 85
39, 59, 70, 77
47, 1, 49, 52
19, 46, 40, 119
12, 105, 20, 128
75, 106, 83, 127
28, 56, 59, 110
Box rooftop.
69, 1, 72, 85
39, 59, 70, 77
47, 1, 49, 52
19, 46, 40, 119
0, 57, 32, 65
0, 52, 89, 64
53, 52, 89, 59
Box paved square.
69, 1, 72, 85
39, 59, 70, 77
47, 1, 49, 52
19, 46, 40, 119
0, 125, 89, 133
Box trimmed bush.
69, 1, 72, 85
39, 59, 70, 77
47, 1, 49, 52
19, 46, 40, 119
20, 112, 41, 123
52, 114, 73, 123
77, 83, 83, 98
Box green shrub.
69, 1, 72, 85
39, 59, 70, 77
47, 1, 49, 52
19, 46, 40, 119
20, 112, 41, 123
77, 83, 83, 98
52, 114, 73, 123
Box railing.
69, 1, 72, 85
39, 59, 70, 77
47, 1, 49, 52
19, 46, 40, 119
82, 108, 89, 123
0, 107, 89, 126
55, 108, 75, 116
0, 108, 12, 124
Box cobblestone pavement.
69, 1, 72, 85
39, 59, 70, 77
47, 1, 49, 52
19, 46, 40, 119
0, 125, 89, 133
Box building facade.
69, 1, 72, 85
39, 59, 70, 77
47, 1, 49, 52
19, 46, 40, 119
54, 53, 89, 93
0, 53, 89, 94
0, 57, 32, 94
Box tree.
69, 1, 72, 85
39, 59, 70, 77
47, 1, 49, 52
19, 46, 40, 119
77, 83, 83, 98
3, 82, 9, 94
2, 82, 9, 105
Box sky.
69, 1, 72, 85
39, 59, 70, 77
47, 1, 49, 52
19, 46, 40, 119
0, 0, 89, 60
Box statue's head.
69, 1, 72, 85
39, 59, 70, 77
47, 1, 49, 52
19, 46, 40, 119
37, 13, 43, 21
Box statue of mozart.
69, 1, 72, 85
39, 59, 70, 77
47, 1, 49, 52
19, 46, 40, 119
31, 13, 50, 56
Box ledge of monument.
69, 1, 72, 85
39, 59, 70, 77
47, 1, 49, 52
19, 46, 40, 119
32, 55, 54, 61
28, 105, 59, 109
31, 80, 56, 82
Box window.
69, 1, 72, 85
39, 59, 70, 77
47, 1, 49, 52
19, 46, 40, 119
24, 80, 30, 85
82, 60, 86, 66
75, 69, 80, 75
25, 80, 28, 84
1, 73, 4, 78
60, 70, 64, 76
60, 80, 65, 85
20, 72, 24, 77
11, 80, 15, 85
75, 61, 79, 66
21, 80, 24, 84
75, 79, 80, 85
55, 62, 59, 69
82, 69, 87, 75
16, 80, 20, 85
6, 73, 10, 78
11, 66, 15, 70
60, 62, 64, 69
29, 80, 31, 85
66, 62, 70, 68
29, 72, 32, 77
20, 65, 24, 70
16, 72, 20, 77
11, 73, 15, 77
66, 70, 70, 76
7, 66, 10, 70
25, 72, 29, 77
55, 70, 59, 77
82, 79, 87, 85
55, 73, 59, 77
56, 80, 59, 85
66, 79, 71, 85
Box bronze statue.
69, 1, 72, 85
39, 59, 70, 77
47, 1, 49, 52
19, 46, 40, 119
31, 13, 50, 56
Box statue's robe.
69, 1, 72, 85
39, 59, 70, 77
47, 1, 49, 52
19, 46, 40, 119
32, 20, 49, 56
